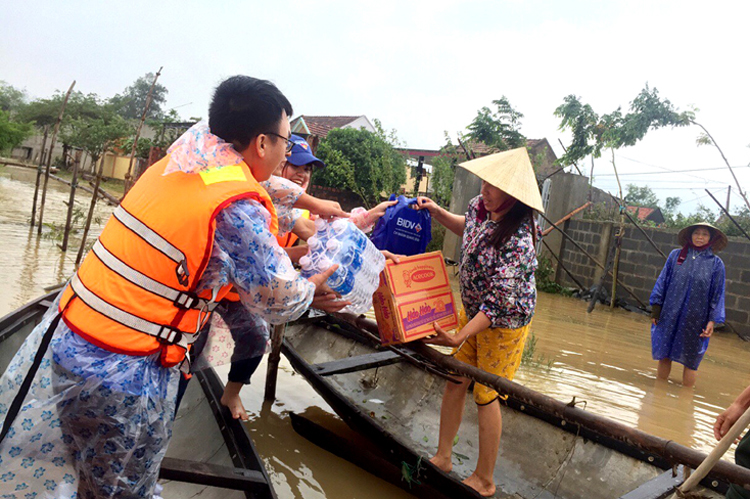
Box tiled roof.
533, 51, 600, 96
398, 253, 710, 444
626, 206, 656, 220
291, 116, 361, 139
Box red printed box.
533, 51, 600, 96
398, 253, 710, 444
373, 251, 459, 345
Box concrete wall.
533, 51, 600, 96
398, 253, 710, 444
538, 173, 590, 279
442, 165, 483, 262
555, 219, 750, 338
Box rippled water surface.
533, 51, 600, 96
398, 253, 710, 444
0, 165, 111, 314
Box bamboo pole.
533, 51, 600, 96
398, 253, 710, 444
541, 239, 586, 291
538, 213, 647, 308
610, 148, 625, 309
541, 202, 592, 237
124, 67, 162, 195
47, 174, 117, 206
333, 312, 750, 488
60, 150, 81, 251
588, 237, 617, 313
691, 120, 750, 213
37, 80, 76, 235
706, 189, 750, 243
264, 323, 287, 402
608, 192, 668, 261
37, 81, 76, 235
672, 406, 750, 497
30, 125, 49, 226
75, 156, 103, 266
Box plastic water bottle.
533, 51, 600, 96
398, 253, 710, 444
301, 218, 385, 314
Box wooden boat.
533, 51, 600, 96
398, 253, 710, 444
282, 312, 749, 499
0, 292, 277, 499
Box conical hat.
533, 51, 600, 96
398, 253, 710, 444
458, 147, 544, 213
678, 222, 728, 252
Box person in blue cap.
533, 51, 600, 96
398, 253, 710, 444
215, 134, 398, 420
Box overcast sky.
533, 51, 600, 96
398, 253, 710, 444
3, 0, 748, 215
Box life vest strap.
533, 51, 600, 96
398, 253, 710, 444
70, 274, 196, 350
91, 239, 215, 312
113, 206, 190, 285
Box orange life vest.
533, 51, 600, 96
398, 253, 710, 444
59, 156, 278, 368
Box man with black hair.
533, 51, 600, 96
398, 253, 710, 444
0, 75, 346, 497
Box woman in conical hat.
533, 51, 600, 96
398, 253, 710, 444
650, 222, 727, 388
417, 147, 543, 497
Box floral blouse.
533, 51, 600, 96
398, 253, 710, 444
459, 196, 538, 330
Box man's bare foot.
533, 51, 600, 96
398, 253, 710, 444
221, 381, 248, 421
463, 473, 495, 497
429, 454, 453, 473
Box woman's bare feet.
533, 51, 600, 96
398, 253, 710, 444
463, 472, 496, 497
429, 454, 453, 473
221, 381, 248, 421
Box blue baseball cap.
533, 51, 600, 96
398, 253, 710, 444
288, 134, 325, 168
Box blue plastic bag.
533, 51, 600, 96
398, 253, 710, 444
371, 194, 432, 256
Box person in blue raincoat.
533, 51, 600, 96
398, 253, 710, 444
650, 222, 727, 388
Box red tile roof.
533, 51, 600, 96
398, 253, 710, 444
626, 205, 656, 220
292, 116, 361, 139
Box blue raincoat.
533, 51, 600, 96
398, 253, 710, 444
650, 247, 726, 370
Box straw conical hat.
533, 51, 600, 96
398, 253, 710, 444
458, 147, 544, 213
678, 222, 728, 252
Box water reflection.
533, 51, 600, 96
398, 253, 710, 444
0, 165, 111, 315
515, 292, 750, 461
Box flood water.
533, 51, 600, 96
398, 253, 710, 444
1, 163, 748, 497
0, 165, 111, 314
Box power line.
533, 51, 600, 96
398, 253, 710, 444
596, 165, 750, 176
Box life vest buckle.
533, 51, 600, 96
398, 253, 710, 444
176, 261, 190, 287
156, 326, 183, 345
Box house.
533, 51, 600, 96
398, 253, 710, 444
626, 206, 665, 224
290, 115, 376, 152
458, 138, 558, 178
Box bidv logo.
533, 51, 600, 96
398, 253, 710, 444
396, 217, 422, 233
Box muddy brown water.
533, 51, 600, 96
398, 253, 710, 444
1, 163, 748, 497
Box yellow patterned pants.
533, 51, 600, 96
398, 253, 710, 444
453, 308, 530, 405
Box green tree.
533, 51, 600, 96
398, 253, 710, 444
0, 82, 28, 115
624, 184, 659, 208
61, 113, 130, 170
16, 91, 109, 128
312, 126, 407, 207
555, 85, 689, 170
0, 110, 33, 153
109, 73, 168, 121
466, 96, 526, 150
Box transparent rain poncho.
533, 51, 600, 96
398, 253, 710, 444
0, 123, 316, 498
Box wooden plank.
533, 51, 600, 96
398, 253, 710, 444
312, 350, 402, 376
159, 457, 267, 492
619, 466, 684, 499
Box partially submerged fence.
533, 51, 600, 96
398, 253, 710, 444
553, 219, 750, 339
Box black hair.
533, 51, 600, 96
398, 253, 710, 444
487, 201, 536, 249
208, 76, 293, 151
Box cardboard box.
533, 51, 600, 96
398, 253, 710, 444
373, 251, 459, 345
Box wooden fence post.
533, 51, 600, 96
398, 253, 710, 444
37, 81, 75, 235
60, 150, 82, 251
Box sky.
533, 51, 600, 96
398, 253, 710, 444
2, 0, 749, 215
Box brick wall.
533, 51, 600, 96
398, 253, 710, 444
555, 219, 750, 339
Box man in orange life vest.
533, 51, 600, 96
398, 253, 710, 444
0, 75, 348, 497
